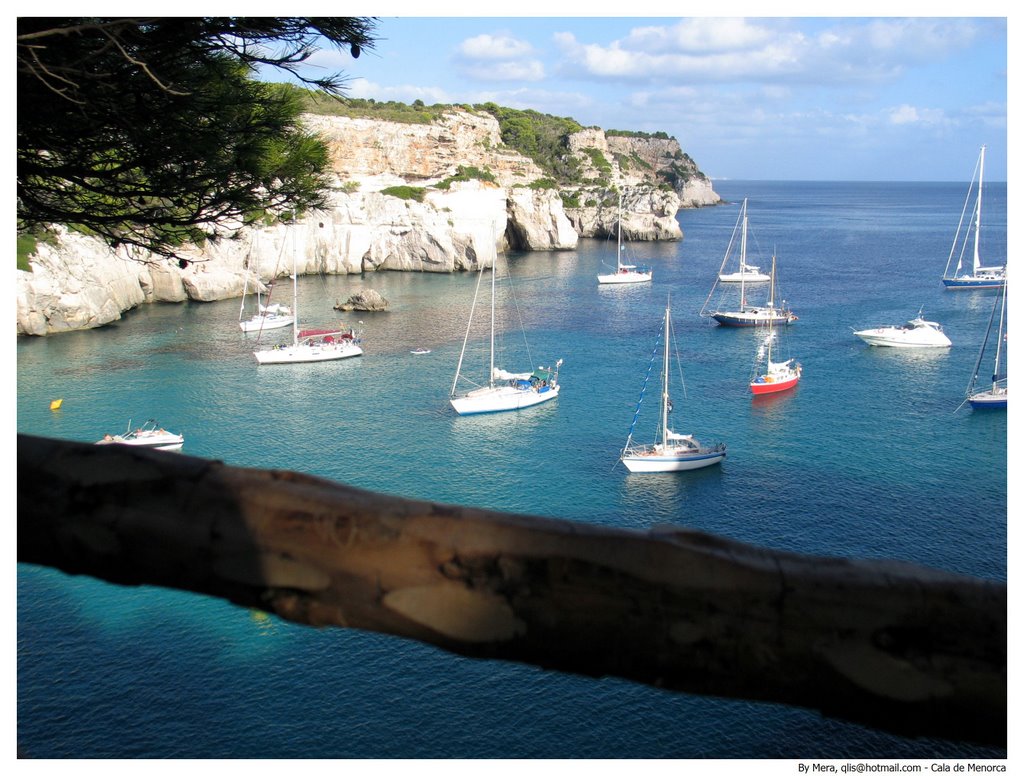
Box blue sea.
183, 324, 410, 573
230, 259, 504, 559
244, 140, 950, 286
16, 181, 1008, 759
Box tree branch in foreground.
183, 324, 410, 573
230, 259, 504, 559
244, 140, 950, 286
17, 434, 1006, 747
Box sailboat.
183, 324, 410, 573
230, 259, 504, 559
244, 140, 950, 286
239, 233, 295, 332
717, 199, 770, 283
450, 239, 563, 415
749, 256, 801, 395
239, 281, 294, 333
701, 199, 797, 327
965, 278, 1008, 409
942, 145, 1006, 289
253, 229, 363, 365
597, 195, 652, 284
620, 298, 726, 472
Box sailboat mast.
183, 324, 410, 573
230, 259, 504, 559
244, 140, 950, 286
290, 226, 299, 347
739, 199, 748, 306
660, 301, 671, 445
489, 237, 497, 388
991, 279, 1006, 390
972, 145, 985, 275
239, 272, 249, 321
617, 194, 624, 271
451, 262, 484, 397
766, 256, 776, 360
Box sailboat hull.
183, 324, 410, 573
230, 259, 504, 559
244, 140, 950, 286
718, 271, 770, 283
598, 270, 652, 284
968, 389, 1007, 409
254, 342, 363, 364
942, 276, 1006, 290
450, 384, 559, 415
621, 448, 726, 472
750, 374, 800, 395
240, 314, 295, 332
713, 310, 797, 327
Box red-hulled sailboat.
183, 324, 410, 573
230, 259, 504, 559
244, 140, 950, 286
749, 256, 801, 395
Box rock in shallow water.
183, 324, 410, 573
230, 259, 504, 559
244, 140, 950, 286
334, 288, 389, 312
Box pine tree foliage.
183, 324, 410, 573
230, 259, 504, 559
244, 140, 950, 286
17, 17, 378, 258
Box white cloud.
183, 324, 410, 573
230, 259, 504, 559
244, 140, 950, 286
459, 33, 534, 60
864, 18, 983, 60
887, 104, 946, 126
461, 59, 545, 82
455, 32, 544, 82
625, 18, 780, 55
553, 17, 995, 86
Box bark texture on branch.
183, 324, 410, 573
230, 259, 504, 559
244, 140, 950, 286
17, 433, 1006, 746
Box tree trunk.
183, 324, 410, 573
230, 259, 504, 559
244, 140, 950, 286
17, 433, 1006, 747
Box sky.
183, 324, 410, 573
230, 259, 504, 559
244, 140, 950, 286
282, 7, 1011, 182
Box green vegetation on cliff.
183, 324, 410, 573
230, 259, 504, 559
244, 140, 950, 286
472, 103, 584, 182
292, 89, 596, 185
379, 185, 427, 202
435, 166, 497, 190
290, 88, 697, 191
606, 129, 672, 140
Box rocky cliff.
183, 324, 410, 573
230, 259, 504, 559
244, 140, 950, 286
18, 107, 720, 335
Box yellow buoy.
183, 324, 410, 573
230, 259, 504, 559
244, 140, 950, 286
50, 399, 63, 411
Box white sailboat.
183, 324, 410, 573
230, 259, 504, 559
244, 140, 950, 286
239, 233, 294, 333
716, 199, 770, 283
701, 199, 797, 327
749, 256, 801, 395
253, 230, 363, 365
965, 278, 1008, 409
621, 299, 726, 472
942, 145, 1006, 289
597, 195, 652, 284
450, 240, 562, 415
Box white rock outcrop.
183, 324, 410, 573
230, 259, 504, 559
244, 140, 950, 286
18, 108, 717, 335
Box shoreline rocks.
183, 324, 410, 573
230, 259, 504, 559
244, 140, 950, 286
334, 289, 389, 312
18, 109, 720, 336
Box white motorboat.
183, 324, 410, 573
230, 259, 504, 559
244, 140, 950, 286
450, 233, 562, 415
96, 419, 184, 451
854, 312, 952, 348
620, 298, 725, 472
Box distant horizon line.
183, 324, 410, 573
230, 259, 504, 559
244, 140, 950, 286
709, 178, 1008, 184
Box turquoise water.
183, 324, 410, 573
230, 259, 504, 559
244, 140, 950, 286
17, 181, 1007, 758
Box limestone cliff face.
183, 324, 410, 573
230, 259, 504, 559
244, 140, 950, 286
561, 128, 719, 242
565, 188, 684, 242
18, 108, 718, 334
303, 110, 545, 189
